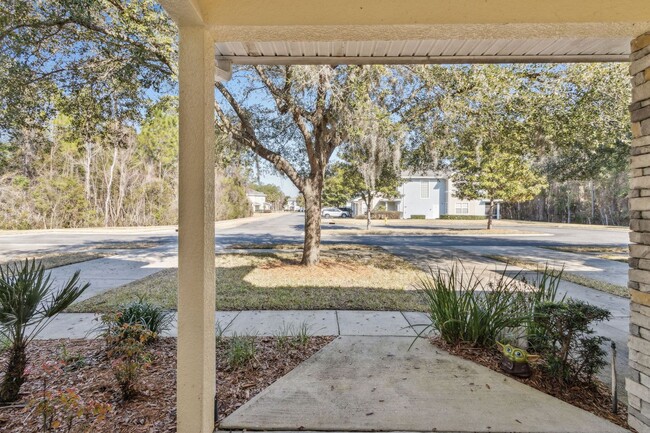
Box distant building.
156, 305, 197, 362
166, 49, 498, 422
351, 172, 494, 219
284, 197, 299, 211
246, 189, 271, 212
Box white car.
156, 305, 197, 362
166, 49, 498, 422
321, 207, 350, 218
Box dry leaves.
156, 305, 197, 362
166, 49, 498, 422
0, 336, 333, 433
430, 337, 629, 430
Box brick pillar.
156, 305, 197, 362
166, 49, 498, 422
628, 30, 650, 433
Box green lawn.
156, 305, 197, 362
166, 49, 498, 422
69, 247, 429, 312
1, 251, 108, 270
485, 254, 629, 298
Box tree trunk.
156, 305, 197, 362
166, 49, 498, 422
104, 146, 118, 226
84, 141, 93, 200
0, 343, 27, 403
364, 193, 373, 230
301, 190, 321, 266
487, 199, 494, 230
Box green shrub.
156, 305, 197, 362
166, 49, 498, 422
531, 300, 610, 385
440, 215, 487, 220
410, 215, 426, 219
227, 334, 256, 368
113, 297, 173, 337
370, 211, 402, 220
108, 334, 151, 400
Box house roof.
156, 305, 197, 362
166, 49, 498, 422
161, 0, 650, 65
246, 189, 266, 197
400, 170, 450, 179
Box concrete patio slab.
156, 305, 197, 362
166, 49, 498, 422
225, 310, 339, 336
337, 311, 414, 336
220, 336, 627, 433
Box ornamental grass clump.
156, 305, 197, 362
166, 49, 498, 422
114, 297, 173, 337
417, 263, 564, 348
0, 259, 89, 403
226, 334, 257, 368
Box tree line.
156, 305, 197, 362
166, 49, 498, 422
1, 0, 631, 266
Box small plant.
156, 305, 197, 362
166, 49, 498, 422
531, 300, 611, 385
274, 323, 292, 349
216, 320, 233, 345
292, 321, 312, 347
0, 259, 89, 402
99, 313, 157, 346
113, 297, 173, 336
27, 361, 111, 431
57, 343, 86, 371
108, 333, 151, 400
226, 334, 256, 368
99, 315, 154, 400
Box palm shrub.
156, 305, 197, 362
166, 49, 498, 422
0, 259, 89, 402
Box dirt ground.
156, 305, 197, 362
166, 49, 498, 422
0, 336, 333, 433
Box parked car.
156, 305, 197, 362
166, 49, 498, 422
338, 207, 353, 216
321, 207, 350, 218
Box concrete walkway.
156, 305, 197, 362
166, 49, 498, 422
35, 310, 430, 339
219, 336, 628, 433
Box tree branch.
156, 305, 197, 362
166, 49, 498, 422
254, 66, 318, 171
214, 83, 305, 191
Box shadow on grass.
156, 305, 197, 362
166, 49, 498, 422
69, 257, 428, 313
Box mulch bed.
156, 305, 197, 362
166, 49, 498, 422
430, 337, 629, 430
0, 336, 333, 433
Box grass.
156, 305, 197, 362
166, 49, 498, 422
540, 246, 628, 263
69, 247, 429, 312
484, 254, 629, 298
542, 246, 626, 254
91, 242, 159, 250
0, 251, 108, 270
226, 243, 383, 251
1, 242, 159, 271
322, 228, 531, 236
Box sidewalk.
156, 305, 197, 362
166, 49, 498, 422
35, 310, 430, 340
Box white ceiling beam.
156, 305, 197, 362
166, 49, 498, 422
215, 59, 232, 82
218, 53, 629, 66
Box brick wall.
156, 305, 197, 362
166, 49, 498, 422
628, 30, 650, 433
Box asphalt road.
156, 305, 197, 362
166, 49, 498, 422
0, 212, 629, 257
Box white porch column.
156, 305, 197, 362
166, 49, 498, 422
628, 30, 650, 433
177, 26, 216, 433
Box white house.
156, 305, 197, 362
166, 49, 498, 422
246, 189, 271, 212
284, 196, 299, 211
351, 172, 491, 219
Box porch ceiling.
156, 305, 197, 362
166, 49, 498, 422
161, 0, 650, 64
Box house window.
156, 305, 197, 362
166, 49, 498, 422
420, 181, 430, 199
456, 203, 469, 214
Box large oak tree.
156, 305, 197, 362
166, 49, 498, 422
214, 65, 393, 265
